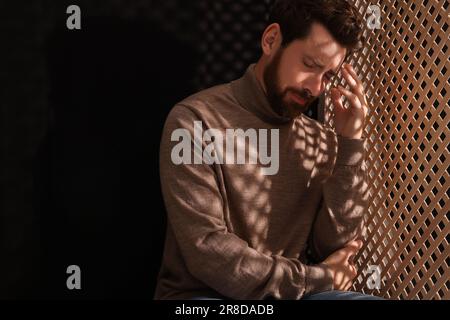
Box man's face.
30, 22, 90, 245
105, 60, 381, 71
263, 22, 347, 119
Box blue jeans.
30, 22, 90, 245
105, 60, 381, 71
190, 290, 383, 300
302, 290, 384, 300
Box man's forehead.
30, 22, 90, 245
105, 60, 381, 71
288, 23, 346, 65
312, 40, 345, 60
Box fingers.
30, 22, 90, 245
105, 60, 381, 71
347, 240, 364, 251
343, 277, 355, 291
342, 63, 369, 112
330, 63, 368, 116
351, 264, 358, 277
330, 87, 345, 112
332, 240, 364, 291
345, 242, 361, 280
344, 264, 358, 291
342, 66, 359, 89
333, 240, 363, 259
343, 240, 364, 261
343, 272, 355, 291
334, 264, 358, 291
343, 63, 364, 93
349, 239, 364, 249
337, 86, 363, 111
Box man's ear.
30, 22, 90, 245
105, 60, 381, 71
261, 23, 282, 55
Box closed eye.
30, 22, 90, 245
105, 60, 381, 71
303, 59, 315, 69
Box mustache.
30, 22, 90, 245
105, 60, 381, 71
287, 88, 315, 102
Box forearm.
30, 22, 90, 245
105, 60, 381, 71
310, 136, 368, 261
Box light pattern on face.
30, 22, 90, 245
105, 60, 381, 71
263, 23, 347, 120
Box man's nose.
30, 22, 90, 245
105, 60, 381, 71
303, 75, 324, 97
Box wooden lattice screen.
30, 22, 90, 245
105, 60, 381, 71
322, 0, 449, 299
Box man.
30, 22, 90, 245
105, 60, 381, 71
155, 0, 381, 300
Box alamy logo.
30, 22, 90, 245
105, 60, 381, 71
66, 265, 81, 290
170, 121, 279, 175
366, 5, 381, 30
66, 5, 81, 30
365, 265, 382, 290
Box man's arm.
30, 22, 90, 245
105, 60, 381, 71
308, 135, 368, 262
309, 62, 370, 262
160, 104, 333, 299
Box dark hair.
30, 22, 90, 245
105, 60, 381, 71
268, 0, 364, 55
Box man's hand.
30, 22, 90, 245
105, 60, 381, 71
321, 240, 363, 291
330, 63, 368, 140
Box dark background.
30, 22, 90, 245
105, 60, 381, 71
0, 0, 319, 299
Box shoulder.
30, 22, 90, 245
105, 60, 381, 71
163, 83, 235, 129
173, 83, 234, 115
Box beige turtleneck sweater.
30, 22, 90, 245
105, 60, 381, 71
154, 64, 368, 300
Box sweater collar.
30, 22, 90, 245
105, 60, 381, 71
231, 64, 292, 125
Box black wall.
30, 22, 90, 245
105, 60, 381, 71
1, 0, 319, 299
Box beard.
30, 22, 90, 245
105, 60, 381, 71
263, 48, 317, 120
